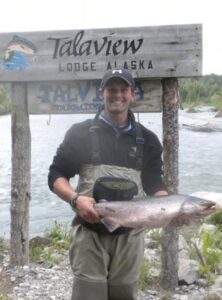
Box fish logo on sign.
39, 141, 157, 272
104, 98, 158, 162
3, 35, 37, 71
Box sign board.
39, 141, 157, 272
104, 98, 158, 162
0, 24, 202, 82
28, 80, 162, 113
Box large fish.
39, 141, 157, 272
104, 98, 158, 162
94, 194, 216, 233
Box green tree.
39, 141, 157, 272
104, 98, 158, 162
179, 74, 222, 112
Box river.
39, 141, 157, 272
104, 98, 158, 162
1, 111, 222, 238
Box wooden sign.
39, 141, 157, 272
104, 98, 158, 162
27, 80, 162, 113
0, 24, 202, 82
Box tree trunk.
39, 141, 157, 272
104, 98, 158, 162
160, 78, 179, 291
10, 83, 31, 266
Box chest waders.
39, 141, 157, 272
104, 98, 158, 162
76, 107, 145, 234
70, 108, 146, 300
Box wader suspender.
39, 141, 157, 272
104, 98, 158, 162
89, 107, 144, 170
135, 122, 144, 170
89, 123, 101, 165
89, 105, 104, 165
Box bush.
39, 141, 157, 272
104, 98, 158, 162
189, 227, 222, 284
44, 221, 71, 251
29, 221, 71, 266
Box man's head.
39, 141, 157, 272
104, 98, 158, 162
100, 69, 136, 120
100, 69, 136, 91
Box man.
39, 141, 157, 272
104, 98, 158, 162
48, 69, 168, 300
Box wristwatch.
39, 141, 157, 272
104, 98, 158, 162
70, 193, 79, 210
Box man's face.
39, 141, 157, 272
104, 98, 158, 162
101, 79, 135, 116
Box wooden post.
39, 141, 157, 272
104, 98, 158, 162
160, 78, 179, 290
10, 83, 31, 266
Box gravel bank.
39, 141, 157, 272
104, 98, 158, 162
1, 246, 222, 300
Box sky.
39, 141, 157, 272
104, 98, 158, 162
0, 0, 221, 75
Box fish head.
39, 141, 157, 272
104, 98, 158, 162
181, 196, 216, 217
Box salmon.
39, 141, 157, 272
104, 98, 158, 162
94, 194, 216, 232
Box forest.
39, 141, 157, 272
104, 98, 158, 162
179, 74, 222, 111
0, 74, 222, 115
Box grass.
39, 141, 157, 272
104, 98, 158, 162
29, 221, 71, 266
188, 227, 222, 285
207, 208, 222, 228
139, 256, 160, 291
139, 257, 152, 291
0, 238, 5, 251
146, 229, 162, 244
44, 221, 71, 251
29, 243, 44, 262
29, 240, 59, 266
142, 222, 222, 288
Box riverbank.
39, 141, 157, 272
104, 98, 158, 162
0, 242, 73, 300
1, 249, 222, 300
1, 224, 222, 300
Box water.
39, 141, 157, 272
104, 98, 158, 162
1, 111, 222, 238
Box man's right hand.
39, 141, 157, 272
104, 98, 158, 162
52, 177, 100, 224
75, 196, 100, 224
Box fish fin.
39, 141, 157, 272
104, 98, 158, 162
101, 218, 120, 232
98, 199, 108, 203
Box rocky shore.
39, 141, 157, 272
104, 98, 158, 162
0, 248, 73, 300
1, 229, 222, 300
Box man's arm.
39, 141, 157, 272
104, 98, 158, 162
53, 177, 100, 224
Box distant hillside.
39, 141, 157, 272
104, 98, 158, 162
179, 74, 222, 112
